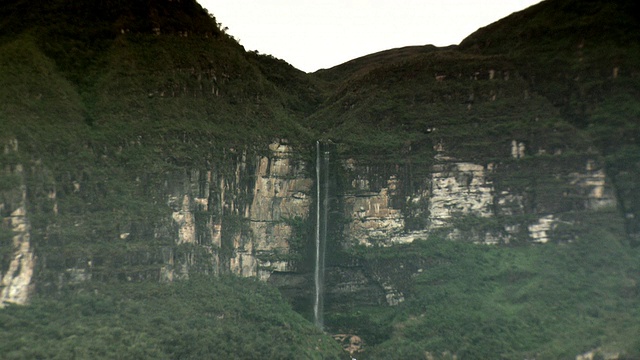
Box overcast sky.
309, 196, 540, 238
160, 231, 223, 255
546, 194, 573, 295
199, 0, 543, 73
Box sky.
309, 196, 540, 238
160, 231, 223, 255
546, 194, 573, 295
199, 0, 543, 73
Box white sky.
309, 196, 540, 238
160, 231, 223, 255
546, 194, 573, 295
199, 0, 543, 73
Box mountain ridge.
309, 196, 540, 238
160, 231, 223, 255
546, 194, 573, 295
1, 0, 640, 358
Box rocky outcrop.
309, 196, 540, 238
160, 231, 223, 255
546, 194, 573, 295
428, 162, 494, 227
528, 214, 557, 244
571, 159, 616, 210
0, 136, 621, 308
341, 158, 497, 247
248, 142, 312, 280
576, 348, 621, 360
338, 143, 617, 246
325, 265, 387, 308
0, 141, 35, 307
344, 175, 406, 246
165, 140, 311, 280
332, 334, 363, 356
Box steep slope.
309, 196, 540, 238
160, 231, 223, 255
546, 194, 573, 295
459, 0, 640, 243
0, 0, 323, 139
309, 0, 639, 244
0, 0, 342, 356
301, 0, 640, 357
1, 0, 640, 358
0, 0, 323, 291
0, 276, 345, 359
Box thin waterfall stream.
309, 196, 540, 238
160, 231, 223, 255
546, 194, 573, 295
314, 141, 329, 329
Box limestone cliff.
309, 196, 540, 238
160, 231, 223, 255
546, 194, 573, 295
163, 140, 311, 281
0, 134, 620, 307
0, 0, 638, 357
0, 140, 34, 307
338, 139, 616, 248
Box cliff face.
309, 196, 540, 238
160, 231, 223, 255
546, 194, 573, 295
0, 140, 34, 306
1, 5, 639, 359
163, 140, 312, 280
0, 65, 628, 315
1, 0, 639, 358
0, 133, 618, 310
340, 142, 616, 247
0, 139, 311, 298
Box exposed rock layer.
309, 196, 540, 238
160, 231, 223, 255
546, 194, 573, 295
0, 137, 620, 307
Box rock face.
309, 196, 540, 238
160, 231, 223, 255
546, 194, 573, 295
0, 189, 35, 307
428, 162, 494, 227
0, 141, 35, 307
248, 142, 312, 279
344, 174, 406, 246
163, 140, 312, 281
338, 142, 617, 247
0, 136, 620, 307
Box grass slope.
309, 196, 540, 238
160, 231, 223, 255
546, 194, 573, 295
0, 276, 345, 359
335, 211, 640, 359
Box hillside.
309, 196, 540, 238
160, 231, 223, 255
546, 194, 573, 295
1, 0, 640, 358
312, 0, 640, 243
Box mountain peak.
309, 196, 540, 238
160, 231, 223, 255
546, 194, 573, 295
459, 0, 640, 55
0, 0, 222, 39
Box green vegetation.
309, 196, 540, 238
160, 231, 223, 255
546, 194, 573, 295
0, 276, 344, 359
1, 0, 640, 358
0, 0, 321, 288
340, 212, 640, 358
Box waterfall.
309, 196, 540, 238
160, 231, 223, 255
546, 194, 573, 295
314, 141, 329, 328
